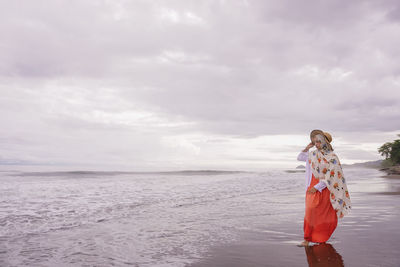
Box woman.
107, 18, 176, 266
297, 130, 351, 247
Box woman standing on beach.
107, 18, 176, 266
297, 130, 351, 246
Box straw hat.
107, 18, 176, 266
323, 132, 332, 143
310, 130, 333, 143
310, 129, 324, 141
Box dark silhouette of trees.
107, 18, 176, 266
379, 134, 400, 165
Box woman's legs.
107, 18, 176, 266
303, 189, 337, 244
298, 240, 310, 247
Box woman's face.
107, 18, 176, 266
314, 138, 322, 150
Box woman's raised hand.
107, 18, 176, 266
303, 142, 314, 152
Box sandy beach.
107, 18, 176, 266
189, 170, 400, 267
189, 209, 400, 267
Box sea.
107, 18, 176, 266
1, 167, 399, 266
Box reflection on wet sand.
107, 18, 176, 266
305, 243, 344, 267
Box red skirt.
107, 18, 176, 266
304, 174, 337, 243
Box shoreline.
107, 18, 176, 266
381, 174, 400, 179
189, 168, 400, 267
189, 210, 400, 267
380, 165, 400, 176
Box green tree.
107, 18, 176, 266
378, 134, 400, 165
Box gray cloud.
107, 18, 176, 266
0, 0, 399, 169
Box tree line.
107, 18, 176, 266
378, 134, 400, 166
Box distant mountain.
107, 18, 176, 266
341, 160, 383, 168
296, 165, 306, 169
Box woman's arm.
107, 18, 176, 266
297, 142, 314, 161
297, 152, 308, 162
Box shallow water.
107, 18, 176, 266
0, 168, 399, 266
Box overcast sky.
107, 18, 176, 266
1, 0, 399, 171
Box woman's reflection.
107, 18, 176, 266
304, 243, 344, 267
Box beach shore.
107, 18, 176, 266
380, 165, 400, 175
189, 211, 400, 267
1, 168, 399, 266
189, 169, 400, 267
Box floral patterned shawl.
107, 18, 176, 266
308, 134, 351, 218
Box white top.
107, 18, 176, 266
297, 151, 327, 192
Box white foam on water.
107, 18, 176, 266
1, 167, 399, 266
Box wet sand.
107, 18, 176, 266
189, 213, 400, 267
377, 174, 400, 195
381, 174, 400, 179
189, 171, 400, 267
189, 214, 400, 267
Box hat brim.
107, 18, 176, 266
323, 132, 332, 143
310, 129, 324, 141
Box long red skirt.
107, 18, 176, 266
304, 174, 337, 243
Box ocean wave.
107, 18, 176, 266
13, 170, 249, 177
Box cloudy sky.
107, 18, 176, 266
1, 0, 399, 171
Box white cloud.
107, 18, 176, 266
159, 8, 206, 25
0, 0, 399, 170
294, 65, 353, 81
